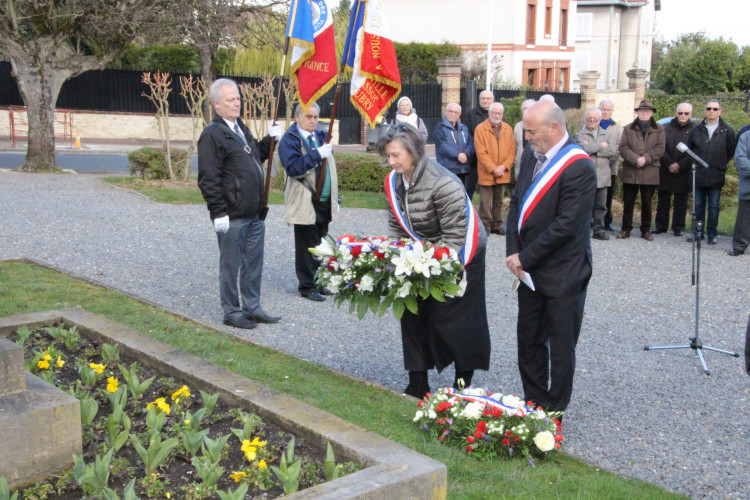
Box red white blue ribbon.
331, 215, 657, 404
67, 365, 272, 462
385, 169, 480, 265
519, 144, 590, 232
444, 388, 534, 416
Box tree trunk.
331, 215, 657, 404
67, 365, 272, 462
9, 44, 70, 172
198, 43, 218, 122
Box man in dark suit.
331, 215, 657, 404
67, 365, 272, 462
197, 78, 282, 329
505, 100, 597, 415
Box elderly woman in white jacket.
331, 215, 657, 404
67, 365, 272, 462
392, 96, 429, 142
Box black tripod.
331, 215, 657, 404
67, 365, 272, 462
644, 160, 739, 374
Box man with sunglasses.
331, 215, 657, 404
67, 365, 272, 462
685, 99, 736, 244
653, 103, 695, 236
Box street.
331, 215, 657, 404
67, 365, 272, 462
0, 152, 198, 174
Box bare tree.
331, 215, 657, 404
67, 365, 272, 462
142, 72, 175, 180
179, 75, 208, 181
0, 0, 167, 172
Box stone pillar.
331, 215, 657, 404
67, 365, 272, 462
626, 68, 649, 109
578, 71, 600, 110
436, 56, 464, 110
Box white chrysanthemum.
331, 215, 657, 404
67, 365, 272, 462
340, 246, 352, 262
502, 395, 523, 409
413, 410, 423, 422
533, 409, 547, 420
397, 282, 412, 298
357, 274, 374, 292
459, 401, 485, 420
427, 410, 437, 419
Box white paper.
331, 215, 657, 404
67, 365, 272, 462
512, 271, 536, 292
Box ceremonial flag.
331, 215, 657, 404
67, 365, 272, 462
341, 0, 401, 127
286, 0, 338, 110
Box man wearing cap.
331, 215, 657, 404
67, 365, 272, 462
685, 99, 736, 245
617, 100, 665, 240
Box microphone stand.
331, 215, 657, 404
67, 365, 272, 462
644, 160, 739, 374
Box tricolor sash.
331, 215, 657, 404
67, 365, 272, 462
385, 169, 480, 265
519, 144, 590, 232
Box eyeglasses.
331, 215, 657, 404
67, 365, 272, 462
705, 107, 720, 111
586, 118, 600, 122
677, 112, 691, 116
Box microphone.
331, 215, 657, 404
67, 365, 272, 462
676, 142, 709, 169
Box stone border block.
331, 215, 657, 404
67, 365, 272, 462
0, 308, 447, 499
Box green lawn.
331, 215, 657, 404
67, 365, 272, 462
0, 260, 686, 500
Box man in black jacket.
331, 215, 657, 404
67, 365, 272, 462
653, 103, 695, 236
197, 78, 282, 329
462, 89, 494, 199
506, 100, 597, 415
686, 99, 736, 244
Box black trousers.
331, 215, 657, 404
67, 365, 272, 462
517, 285, 586, 412
465, 163, 479, 200
732, 199, 750, 253
654, 190, 688, 232
604, 174, 617, 226
621, 183, 656, 233
294, 200, 331, 292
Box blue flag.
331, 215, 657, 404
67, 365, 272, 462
341, 0, 366, 68
286, 0, 314, 43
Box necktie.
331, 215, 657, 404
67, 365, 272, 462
308, 134, 319, 149
233, 123, 248, 145
532, 154, 547, 181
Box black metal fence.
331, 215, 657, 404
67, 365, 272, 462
1, 61, 577, 143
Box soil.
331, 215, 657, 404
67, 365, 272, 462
11, 323, 354, 499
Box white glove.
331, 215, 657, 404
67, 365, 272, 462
268, 122, 283, 141
317, 144, 333, 159
213, 215, 230, 233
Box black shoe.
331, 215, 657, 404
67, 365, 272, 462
223, 317, 258, 329
592, 231, 610, 241
707, 237, 717, 245
301, 290, 326, 302
319, 287, 333, 296
404, 371, 430, 399
245, 311, 281, 324
673, 229, 684, 236
727, 249, 745, 256
651, 228, 667, 234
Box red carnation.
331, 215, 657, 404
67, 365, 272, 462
466, 445, 473, 452
417, 401, 423, 407
513, 435, 520, 443
527, 400, 534, 407
555, 443, 561, 449
483, 408, 491, 416
326, 257, 338, 271
438, 437, 445, 441
505, 430, 513, 437
477, 421, 487, 433
433, 246, 450, 260
436, 419, 444, 425
351, 245, 362, 257
502, 438, 510, 446
474, 430, 482, 438
466, 436, 475, 444
492, 408, 502, 417
554, 418, 562, 433
435, 402, 452, 412
374, 249, 386, 260
555, 435, 564, 442
425, 393, 431, 398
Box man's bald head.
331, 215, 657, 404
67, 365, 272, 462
522, 100, 567, 155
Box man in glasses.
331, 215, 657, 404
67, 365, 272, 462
599, 99, 622, 232
653, 103, 695, 237
575, 108, 617, 240
686, 99, 736, 244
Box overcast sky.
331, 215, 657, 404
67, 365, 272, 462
654, 0, 750, 47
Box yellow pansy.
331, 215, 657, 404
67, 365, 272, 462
56, 356, 65, 368
38, 359, 50, 370
106, 377, 119, 393
89, 363, 105, 374
146, 397, 171, 415
244, 448, 257, 461
258, 459, 268, 469
43, 353, 52, 362
229, 471, 246, 482
171, 385, 191, 402
247, 437, 267, 448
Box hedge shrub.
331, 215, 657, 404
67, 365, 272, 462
334, 153, 390, 192
128, 147, 189, 180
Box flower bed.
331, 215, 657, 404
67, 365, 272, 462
310, 235, 466, 319
7, 323, 360, 499
413, 386, 564, 466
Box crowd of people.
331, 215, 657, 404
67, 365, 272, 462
196, 77, 749, 421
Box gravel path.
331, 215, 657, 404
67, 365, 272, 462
2, 172, 749, 499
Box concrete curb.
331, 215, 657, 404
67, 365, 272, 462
0, 308, 447, 499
